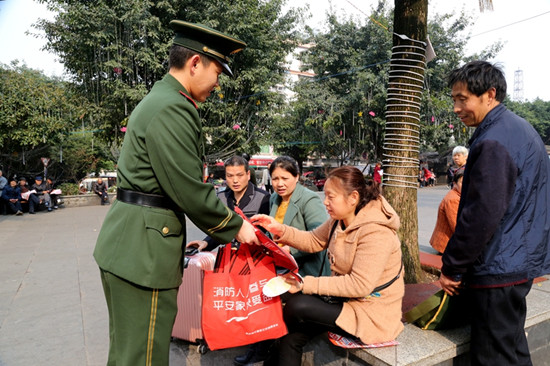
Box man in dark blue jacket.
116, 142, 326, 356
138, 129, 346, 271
440, 61, 550, 366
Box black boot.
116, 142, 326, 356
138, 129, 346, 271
233, 340, 273, 366
234, 344, 256, 366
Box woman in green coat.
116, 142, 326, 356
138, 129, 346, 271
268, 156, 331, 278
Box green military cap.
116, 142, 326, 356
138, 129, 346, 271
170, 20, 246, 77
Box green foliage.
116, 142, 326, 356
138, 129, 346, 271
421, 9, 502, 152
507, 98, 550, 144
272, 1, 504, 163
55, 131, 116, 183
58, 182, 79, 195
0, 62, 80, 150
36, 0, 303, 161
0, 62, 88, 178
36, 0, 171, 144
270, 4, 393, 166
190, 0, 304, 161
5, 0, 545, 183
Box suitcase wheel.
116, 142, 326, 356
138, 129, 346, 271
196, 340, 209, 354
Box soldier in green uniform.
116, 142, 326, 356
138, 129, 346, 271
93, 20, 258, 366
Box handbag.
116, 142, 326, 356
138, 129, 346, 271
202, 243, 287, 350
404, 289, 470, 330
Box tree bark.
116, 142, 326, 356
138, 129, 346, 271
383, 0, 428, 283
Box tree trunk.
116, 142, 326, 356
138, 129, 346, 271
383, 0, 428, 283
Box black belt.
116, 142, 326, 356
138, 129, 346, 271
117, 188, 181, 211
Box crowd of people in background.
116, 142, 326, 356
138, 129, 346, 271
418, 166, 436, 187
1, 173, 62, 216
206, 153, 473, 192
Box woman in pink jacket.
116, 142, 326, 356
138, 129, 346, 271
253, 166, 404, 366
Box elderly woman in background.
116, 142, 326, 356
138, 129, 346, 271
448, 146, 468, 188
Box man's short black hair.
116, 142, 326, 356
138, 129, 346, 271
168, 44, 212, 70
448, 61, 507, 102
224, 155, 249, 172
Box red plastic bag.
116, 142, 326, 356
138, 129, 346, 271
202, 244, 287, 350
234, 207, 299, 274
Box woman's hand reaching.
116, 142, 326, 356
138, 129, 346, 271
250, 214, 285, 238
283, 272, 304, 294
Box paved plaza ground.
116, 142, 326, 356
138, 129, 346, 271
0, 186, 452, 365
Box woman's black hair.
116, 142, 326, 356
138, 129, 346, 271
453, 168, 465, 184
269, 156, 300, 177
327, 166, 380, 214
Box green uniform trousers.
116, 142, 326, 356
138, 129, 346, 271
100, 269, 178, 366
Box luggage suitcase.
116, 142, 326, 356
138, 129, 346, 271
172, 251, 216, 354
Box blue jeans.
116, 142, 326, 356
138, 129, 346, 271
96, 191, 109, 204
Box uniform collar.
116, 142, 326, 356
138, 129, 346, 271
163, 73, 198, 109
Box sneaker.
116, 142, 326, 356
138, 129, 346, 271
53, 206, 59, 209
16, 210, 23, 216
29, 211, 35, 214
48, 208, 53, 212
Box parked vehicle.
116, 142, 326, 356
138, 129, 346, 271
302, 170, 327, 191
79, 172, 117, 193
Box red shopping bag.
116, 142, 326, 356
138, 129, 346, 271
202, 244, 287, 350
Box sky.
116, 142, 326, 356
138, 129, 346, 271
1, 0, 549, 101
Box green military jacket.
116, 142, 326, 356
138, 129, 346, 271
269, 183, 331, 277
94, 74, 242, 289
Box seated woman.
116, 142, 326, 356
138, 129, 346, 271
268, 156, 330, 278
252, 166, 404, 366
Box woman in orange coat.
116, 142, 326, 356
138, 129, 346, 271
253, 166, 403, 366
429, 169, 464, 253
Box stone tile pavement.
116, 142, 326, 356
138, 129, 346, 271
0, 206, 109, 365
0, 186, 480, 366
0, 205, 252, 366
